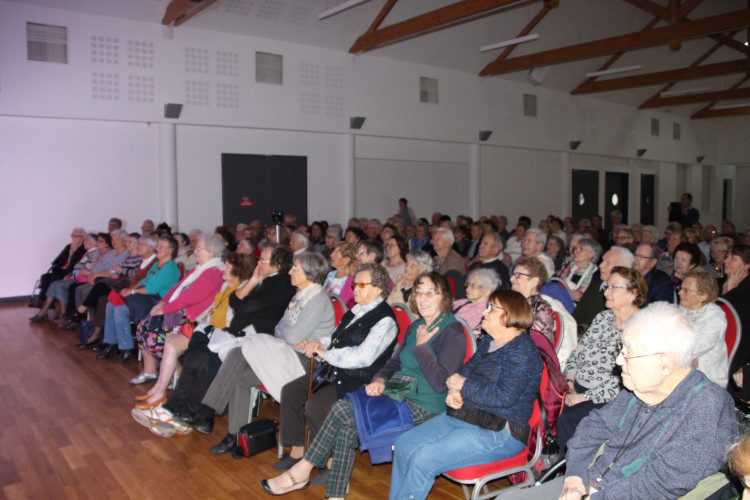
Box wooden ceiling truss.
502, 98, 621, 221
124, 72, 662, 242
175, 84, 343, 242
349, 0, 750, 118
161, 0, 750, 118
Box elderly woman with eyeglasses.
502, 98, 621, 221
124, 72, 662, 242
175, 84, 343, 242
559, 237, 602, 302
510, 256, 555, 346
388, 250, 434, 312
452, 268, 501, 336
556, 266, 647, 454
260, 272, 466, 498
678, 267, 727, 388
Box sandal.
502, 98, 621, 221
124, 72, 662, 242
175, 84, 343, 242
260, 470, 310, 496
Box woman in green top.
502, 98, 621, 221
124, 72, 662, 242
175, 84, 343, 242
95, 235, 181, 360
261, 272, 467, 499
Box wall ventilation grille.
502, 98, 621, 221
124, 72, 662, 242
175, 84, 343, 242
256, 52, 282, 84
27, 22, 68, 63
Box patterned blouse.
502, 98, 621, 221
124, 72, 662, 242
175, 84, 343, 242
528, 293, 555, 346
563, 309, 622, 404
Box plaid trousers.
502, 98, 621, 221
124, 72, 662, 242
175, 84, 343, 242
304, 398, 436, 498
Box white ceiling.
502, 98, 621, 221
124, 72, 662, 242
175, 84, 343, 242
9, 0, 750, 116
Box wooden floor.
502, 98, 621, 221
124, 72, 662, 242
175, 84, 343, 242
0, 302, 492, 499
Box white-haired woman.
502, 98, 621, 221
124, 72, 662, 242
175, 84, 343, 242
452, 268, 500, 336
388, 250, 433, 312
130, 233, 226, 387
559, 237, 601, 302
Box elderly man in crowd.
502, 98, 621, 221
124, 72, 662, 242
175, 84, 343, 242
468, 232, 510, 286
573, 246, 634, 336
505, 302, 737, 499
699, 224, 719, 262
431, 227, 466, 277
289, 230, 309, 257
141, 219, 155, 236
521, 227, 555, 279
633, 242, 674, 305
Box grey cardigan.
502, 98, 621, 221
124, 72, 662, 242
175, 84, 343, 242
273, 288, 335, 351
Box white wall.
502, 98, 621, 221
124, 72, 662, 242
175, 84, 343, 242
0, 116, 159, 297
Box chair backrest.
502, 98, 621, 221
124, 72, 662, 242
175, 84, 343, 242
176, 262, 186, 280
455, 316, 477, 363
445, 276, 456, 297
548, 277, 573, 302
552, 311, 562, 350
717, 297, 742, 367
391, 303, 415, 345
329, 294, 347, 326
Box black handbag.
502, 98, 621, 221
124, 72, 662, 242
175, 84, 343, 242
310, 360, 336, 394
236, 419, 277, 458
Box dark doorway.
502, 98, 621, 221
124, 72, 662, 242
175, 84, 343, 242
571, 169, 599, 224
640, 174, 655, 225
221, 154, 307, 227
605, 172, 629, 227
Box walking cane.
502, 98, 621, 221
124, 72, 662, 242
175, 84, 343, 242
305, 355, 315, 449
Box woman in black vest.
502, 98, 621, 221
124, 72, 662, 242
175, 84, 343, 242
273, 263, 399, 474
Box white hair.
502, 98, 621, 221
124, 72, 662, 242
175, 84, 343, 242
624, 302, 695, 369
436, 227, 455, 245
608, 245, 634, 268
526, 227, 545, 243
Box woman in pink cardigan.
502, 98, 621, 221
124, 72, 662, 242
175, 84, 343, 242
452, 268, 500, 337
130, 233, 226, 388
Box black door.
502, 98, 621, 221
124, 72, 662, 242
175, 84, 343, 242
640, 174, 655, 225
221, 154, 307, 227
571, 169, 599, 223
605, 172, 629, 226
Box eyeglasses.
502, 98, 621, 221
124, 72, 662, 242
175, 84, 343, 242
414, 290, 440, 298
291, 266, 301, 271
485, 303, 506, 314
511, 271, 531, 279
711, 249, 728, 254
633, 253, 654, 260
603, 283, 630, 291
678, 286, 700, 294
258, 259, 271, 264
357, 248, 367, 254
195, 246, 206, 252
617, 340, 663, 361
352, 281, 373, 288
465, 282, 483, 289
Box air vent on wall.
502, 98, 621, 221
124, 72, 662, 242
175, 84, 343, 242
27, 22, 68, 63
256, 52, 282, 85
420, 77, 438, 104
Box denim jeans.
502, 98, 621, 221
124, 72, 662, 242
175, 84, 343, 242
389, 413, 524, 500
104, 302, 133, 349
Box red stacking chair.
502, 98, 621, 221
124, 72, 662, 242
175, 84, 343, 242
717, 297, 742, 368
391, 303, 415, 345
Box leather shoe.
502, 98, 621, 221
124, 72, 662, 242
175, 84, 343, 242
114, 349, 136, 363
134, 396, 166, 410
173, 412, 214, 435
272, 454, 303, 471
95, 344, 117, 360
90, 341, 107, 352
209, 433, 237, 455
77, 338, 102, 350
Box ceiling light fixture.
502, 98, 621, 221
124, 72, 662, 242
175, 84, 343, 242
712, 103, 750, 110
585, 65, 642, 78
480, 34, 539, 53
318, 0, 372, 20
659, 87, 711, 97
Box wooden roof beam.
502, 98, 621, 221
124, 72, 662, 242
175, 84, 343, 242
162, 0, 218, 26
640, 86, 750, 108
574, 59, 749, 94
690, 75, 750, 117
349, 0, 528, 54
692, 106, 750, 118
481, 8, 750, 76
